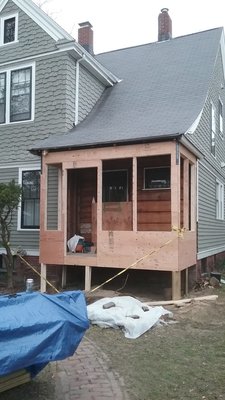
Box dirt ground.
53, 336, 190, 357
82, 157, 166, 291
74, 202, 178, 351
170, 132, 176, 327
1, 283, 225, 400
86, 284, 225, 400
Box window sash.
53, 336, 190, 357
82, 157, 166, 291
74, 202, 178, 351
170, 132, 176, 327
211, 104, 216, 156
219, 100, 223, 136
0, 72, 6, 124
4, 17, 15, 44
216, 181, 224, 220
144, 167, 170, 189
21, 170, 40, 229
10, 67, 32, 122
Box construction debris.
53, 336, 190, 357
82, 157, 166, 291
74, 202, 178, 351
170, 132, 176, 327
145, 294, 218, 307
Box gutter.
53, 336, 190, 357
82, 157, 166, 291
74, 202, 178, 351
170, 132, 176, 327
179, 136, 203, 159
75, 57, 83, 126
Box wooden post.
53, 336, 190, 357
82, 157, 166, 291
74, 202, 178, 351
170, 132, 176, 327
172, 270, 181, 300
183, 159, 189, 230
85, 266, 92, 292
62, 265, 67, 289
132, 157, 137, 232
40, 263, 47, 293
185, 267, 189, 296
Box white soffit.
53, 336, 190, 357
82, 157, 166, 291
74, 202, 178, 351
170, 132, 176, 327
0, 0, 74, 41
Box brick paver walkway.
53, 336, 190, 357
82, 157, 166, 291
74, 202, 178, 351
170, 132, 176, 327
54, 336, 130, 400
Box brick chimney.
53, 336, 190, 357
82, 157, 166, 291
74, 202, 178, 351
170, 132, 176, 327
78, 21, 94, 54
158, 8, 172, 42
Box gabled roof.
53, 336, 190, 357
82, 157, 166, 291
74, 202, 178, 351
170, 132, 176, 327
0, 0, 73, 41
0, 0, 119, 85
31, 27, 224, 153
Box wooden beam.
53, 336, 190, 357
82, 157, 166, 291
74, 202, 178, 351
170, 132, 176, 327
172, 270, 181, 300
0, 369, 31, 393
145, 294, 218, 306
85, 266, 92, 292
40, 263, 46, 293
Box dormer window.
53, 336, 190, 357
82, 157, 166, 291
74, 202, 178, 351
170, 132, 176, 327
0, 13, 18, 46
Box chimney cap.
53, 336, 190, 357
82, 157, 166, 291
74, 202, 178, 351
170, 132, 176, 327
161, 8, 169, 13
78, 21, 93, 28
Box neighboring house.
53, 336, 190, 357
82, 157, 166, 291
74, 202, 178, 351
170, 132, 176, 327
31, 9, 225, 299
0, 0, 118, 272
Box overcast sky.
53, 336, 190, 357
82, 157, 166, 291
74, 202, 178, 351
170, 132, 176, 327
35, 0, 225, 54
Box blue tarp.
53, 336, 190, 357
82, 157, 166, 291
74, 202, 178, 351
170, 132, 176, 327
0, 290, 89, 377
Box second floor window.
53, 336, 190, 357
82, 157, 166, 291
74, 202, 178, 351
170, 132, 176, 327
211, 103, 216, 156
219, 99, 223, 137
11, 68, 32, 122
0, 65, 34, 124
0, 72, 6, 123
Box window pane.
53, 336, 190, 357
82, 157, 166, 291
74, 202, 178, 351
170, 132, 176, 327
4, 17, 15, 44
0, 73, 6, 124
144, 167, 170, 189
21, 170, 40, 229
103, 170, 128, 202
10, 67, 32, 122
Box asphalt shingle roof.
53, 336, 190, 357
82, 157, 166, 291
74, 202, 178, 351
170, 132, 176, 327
31, 28, 223, 152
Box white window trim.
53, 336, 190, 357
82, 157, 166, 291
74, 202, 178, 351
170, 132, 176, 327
17, 166, 40, 231
0, 12, 18, 46
0, 61, 35, 124
210, 102, 216, 158
216, 179, 224, 220
219, 97, 223, 138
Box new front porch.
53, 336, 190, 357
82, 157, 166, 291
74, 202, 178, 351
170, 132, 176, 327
39, 141, 197, 299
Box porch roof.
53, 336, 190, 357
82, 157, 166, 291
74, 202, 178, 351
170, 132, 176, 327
31, 27, 223, 153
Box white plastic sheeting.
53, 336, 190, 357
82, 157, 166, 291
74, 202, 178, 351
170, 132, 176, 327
67, 234, 84, 252
87, 296, 173, 339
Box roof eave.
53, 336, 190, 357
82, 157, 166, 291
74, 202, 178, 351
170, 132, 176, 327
56, 41, 120, 86
30, 132, 182, 156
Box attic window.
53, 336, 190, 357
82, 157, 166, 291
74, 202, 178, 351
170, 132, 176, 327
0, 14, 18, 46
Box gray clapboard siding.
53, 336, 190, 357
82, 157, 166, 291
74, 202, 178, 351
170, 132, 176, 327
186, 48, 225, 257
0, 0, 56, 64
197, 162, 225, 253
47, 165, 59, 230
79, 65, 105, 123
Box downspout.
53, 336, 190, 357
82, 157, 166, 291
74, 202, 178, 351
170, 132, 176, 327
75, 57, 83, 126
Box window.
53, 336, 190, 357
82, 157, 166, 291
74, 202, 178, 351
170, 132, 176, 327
10, 68, 32, 122
0, 72, 6, 123
103, 170, 128, 202
211, 103, 216, 156
21, 170, 40, 229
0, 64, 34, 124
0, 14, 18, 46
144, 167, 170, 189
216, 180, 224, 220
219, 99, 223, 137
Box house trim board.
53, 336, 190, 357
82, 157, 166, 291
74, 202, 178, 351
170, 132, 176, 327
0, 248, 39, 256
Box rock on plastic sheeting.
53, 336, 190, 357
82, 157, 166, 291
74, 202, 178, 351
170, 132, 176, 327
87, 296, 173, 339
